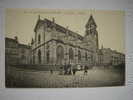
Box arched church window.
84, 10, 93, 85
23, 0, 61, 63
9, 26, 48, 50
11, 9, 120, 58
69, 48, 74, 60
56, 45, 64, 64
85, 52, 88, 61
38, 49, 41, 64
91, 55, 93, 63
21, 49, 25, 53
38, 34, 41, 44
21, 55, 26, 60
47, 50, 50, 63
33, 55, 35, 64
78, 50, 81, 61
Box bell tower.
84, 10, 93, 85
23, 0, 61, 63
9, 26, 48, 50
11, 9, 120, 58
85, 15, 99, 49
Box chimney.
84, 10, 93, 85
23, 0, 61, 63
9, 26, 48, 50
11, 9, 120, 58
38, 15, 40, 20
14, 36, 18, 42
52, 17, 55, 23
51, 17, 56, 30
101, 44, 103, 49
66, 26, 69, 35
31, 38, 34, 45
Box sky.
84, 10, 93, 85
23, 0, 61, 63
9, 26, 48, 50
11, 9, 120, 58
5, 9, 125, 53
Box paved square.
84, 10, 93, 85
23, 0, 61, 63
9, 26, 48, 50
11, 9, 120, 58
6, 66, 124, 88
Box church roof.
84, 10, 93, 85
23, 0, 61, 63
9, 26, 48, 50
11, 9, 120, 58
34, 17, 84, 40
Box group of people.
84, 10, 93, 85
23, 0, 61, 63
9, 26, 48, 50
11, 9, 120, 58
50, 64, 89, 75
63, 64, 77, 75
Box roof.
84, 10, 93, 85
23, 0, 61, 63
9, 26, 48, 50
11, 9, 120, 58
86, 15, 97, 28
5, 37, 18, 43
98, 49, 103, 55
19, 44, 31, 49
34, 18, 84, 40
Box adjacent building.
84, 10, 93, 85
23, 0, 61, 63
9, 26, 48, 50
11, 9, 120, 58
5, 37, 19, 65
111, 50, 125, 66
5, 36, 31, 65
18, 44, 31, 64
96, 46, 125, 66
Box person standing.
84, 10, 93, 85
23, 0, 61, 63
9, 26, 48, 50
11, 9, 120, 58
72, 64, 77, 75
50, 69, 53, 74
68, 64, 72, 75
84, 65, 88, 75
59, 65, 63, 75
64, 64, 67, 75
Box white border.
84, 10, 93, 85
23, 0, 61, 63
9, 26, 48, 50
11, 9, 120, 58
0, 0, 133, 100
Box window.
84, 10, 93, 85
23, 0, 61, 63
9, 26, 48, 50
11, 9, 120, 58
78, 50, 81, 61
33, 55, 35, 64
38, 34, 41, 44
56, 45, 64, 64
38, 49, 41, 64
85, 52, 87, 61
21, 49, 25, 53
91, 55, 93, 63
69, 48, 74, 60
21, 55, 25, 60
47, 50, 50, 63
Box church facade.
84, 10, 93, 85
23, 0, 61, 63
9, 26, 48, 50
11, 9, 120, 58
31, 15, 99, 67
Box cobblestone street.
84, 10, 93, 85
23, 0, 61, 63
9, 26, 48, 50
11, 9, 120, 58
6, 66, 124, 88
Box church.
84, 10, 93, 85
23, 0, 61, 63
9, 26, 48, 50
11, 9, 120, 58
31, 15, 99, 67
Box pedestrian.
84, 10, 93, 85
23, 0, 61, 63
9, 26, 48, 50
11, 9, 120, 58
84, 65, 88, 75
72, 64, 77, 75
80, 66, 83, 70
50, 69, 53, 74
68, 64, 72, 75
64, 64, 67, 75
72, 68, 76, 75
59, 65, 63, 75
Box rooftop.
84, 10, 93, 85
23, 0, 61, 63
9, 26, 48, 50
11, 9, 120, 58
5, 37, 18, 43
34, 17, 84, 40
19, 44, 31, 49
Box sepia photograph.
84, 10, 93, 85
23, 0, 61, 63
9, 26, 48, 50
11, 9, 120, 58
5, 9, 125, 88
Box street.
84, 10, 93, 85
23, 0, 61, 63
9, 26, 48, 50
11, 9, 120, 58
6, 66, 125, 88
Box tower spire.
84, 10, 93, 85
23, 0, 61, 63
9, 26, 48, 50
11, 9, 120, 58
101, 44, 103, 49
38, 15, 40, 20
31, 37, 34, 45
52, 17, 55, 23
84, 14, 99, 50
51, 17, 56, 30
85, 14, 97, 29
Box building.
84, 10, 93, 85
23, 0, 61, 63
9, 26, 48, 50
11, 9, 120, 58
96, 45, 125, 66
97, 49, 103, 66
18, 44, 31, 64
5, 36, 31, 65
31, 15, 99, 67
5, 37, 19, 65
100, 48, 113, 66
5, 15, 125, 68
111, 50, 125, 66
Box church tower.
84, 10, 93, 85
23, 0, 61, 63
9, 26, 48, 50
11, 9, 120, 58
84, 15, 99, 49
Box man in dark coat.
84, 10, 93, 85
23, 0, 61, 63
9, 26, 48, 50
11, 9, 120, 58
68, 64, 72, 75
72, 64, 77, 75
84, 65, 88, 75
64, 64, 67, 75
